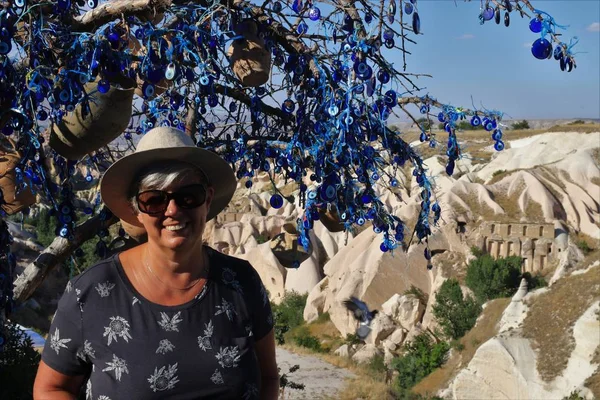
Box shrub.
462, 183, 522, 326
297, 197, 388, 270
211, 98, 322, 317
457, 121, 484, 130
568, 120, 585, 125
492, 169, 506, 177
0, 323, 42, 400
522, 272, 548, 290
344, 333, 361, 346
390, 333, 450, 393
450, 339, 464, 352
433, 279, 481, 340
562, 391, 585, 400
576, 240, 592, 255
470, 246, 485, 259
316, 312, 330, 323
403, 285, 429, 306
512, 120, 530, 130
465, 255, 522, 302
416, 117, 432, 131
291, 326, 323, 352
271, 291, 308, 345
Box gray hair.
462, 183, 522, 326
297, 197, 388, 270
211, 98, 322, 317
128, 161, 209, 214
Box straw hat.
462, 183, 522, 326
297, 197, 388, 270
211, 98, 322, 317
100, 127, 236, 227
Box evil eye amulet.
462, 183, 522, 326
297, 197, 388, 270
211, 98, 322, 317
404, 2, 413, 15
272, 1, 282, 12
282, 99, 295, 113
482, 7, 494, 21
377, 70, 390, 84
412, 13, 420, 34
529, 18, 542, 33
470, 115, 481, 127
494, 140, 505, 151
308, 7, 321, 21
531, 38, 553, 60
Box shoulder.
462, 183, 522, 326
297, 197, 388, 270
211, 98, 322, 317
67, 255, 120, 298
207, 247, 266, 293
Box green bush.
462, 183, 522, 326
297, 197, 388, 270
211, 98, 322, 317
403, 285, 428, 306
344, 333, 361, 346
576, 240, 592, 255
512, 120, 530, 130
271, 291, 308, 345
457, 121, 485, 130
470, 246, 485, 259
416, 117, 432, 131
562, 390, 585, 400
465, 255, 522, 302
291, 326, 323, 352
522, 272, 548, 290
0, 323, 42, 400
450, 339, 464, 352
391, 333, 450, 393
492, 169, 506, 177
432, 279, 481, 340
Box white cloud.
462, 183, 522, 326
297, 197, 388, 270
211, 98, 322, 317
587, 22, 600, 32
457, 34, 475, 40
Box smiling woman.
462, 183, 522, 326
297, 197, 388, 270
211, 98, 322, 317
33, 128, 279, 400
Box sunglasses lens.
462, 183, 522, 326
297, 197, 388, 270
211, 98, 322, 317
137, 191, 168, 214
174, 185, 206, 209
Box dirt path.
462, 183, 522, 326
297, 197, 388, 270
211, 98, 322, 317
276, 347, 356, 399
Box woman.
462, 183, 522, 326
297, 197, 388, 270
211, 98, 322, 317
33, 127, 279, 399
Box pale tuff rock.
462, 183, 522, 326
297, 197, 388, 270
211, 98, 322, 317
351, 344, 382, 364
234, 242, 287, 304
381, 328, 407, 353
498, 278, 528, 333
448, 294, 600, 400
333, 344, 353, 358
365, 313, 396, 346
303, 278, 328, 323
381, 294, 424, 331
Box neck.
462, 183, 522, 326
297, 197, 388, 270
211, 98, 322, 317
145, 242, 208, 277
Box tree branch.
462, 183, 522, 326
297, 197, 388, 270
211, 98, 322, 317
13, 208, 119, 303
72, 0, 172, 32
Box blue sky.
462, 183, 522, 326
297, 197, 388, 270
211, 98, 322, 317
392, 0, 600, 120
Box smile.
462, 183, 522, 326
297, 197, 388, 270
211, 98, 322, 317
165, 223, 187, 231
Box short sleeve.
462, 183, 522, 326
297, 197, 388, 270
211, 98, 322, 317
244, 263, 274, 341
41, 280, 89, 376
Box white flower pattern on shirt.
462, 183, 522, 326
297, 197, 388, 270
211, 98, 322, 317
50, 328, 71, 354
210, 368, 224, 385
156, 339, 175, 354
215, 346, 241, 368
95, 281, 115, 297
222, 267, 243, 293
77, 340, 96, 362
102, 354, 129, 381
158, 311, 183, 332
132, 296, 139, 306
148, 363, 180, 392
243, 383, 259, 400
97, 395, 111, 400
215, 298, 237, 321
197, 320, 214, 351
103, 316, 132, 345
65, 281, 73, 293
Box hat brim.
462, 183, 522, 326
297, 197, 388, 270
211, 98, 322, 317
100, 147, 236, 227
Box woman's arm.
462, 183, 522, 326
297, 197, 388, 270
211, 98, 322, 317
254, 328, 280, 400
33, 360, 86, 400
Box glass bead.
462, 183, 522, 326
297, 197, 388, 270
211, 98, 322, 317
505, 0, 512, 12
492, 129, 502, 141
383, 29, 394, 41
208, 94, 218, 108
87, 0, 98, 8
482, 7, 495, 21
445, 160, 455, 176
380, 243, 389, 252
308, 7, 321, 21
270, 194, 284, 209
142, 82, 155, 98
292, 0, 302, 14
97, 80, 110, 94
412, 12, 421, 34
282, 99, 295, 113
377, 70, 390, 84
37, 110, 48, 121
531, 38, 552, 60
405, 2, 413, 15
494, 140, 505, 151
495, 7, 501, 24
273, 1, 282, 12
365, 13, 373, 24
297, 22, 308, 35
165, 63, 176, 80
504, 11, 510, 27
554, 46, 563, 60
389, 0, 396, 16
419, 132, 427, 142
470, 115, 481, 126
529, 18, 542, 33
385, 90, 397, 107
384, 39, 395, 49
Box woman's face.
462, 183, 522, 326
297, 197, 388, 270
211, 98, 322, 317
135, 175, 214, 253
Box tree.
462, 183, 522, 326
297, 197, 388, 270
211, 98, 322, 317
432, 279, 481, 340
512, 120, 531, 129
0, 1, 581, 338
465, 255, 523, 302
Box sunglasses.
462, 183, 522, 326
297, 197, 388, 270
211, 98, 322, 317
136, 184, 207, 215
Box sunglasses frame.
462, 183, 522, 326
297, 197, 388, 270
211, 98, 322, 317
136, 183, 208, 215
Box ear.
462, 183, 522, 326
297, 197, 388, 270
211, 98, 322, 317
205, 186, 215, 212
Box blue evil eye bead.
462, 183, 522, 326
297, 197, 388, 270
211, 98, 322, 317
504, 0, 512, 12
446, 159, 455, 176
292, 0, 302, 14
245, 180, 253, 188
328, 105, 339, 116
504, 11, 510, 27
531, 38, 552, 60
97, 79, 110, 94
319, 183, 337, 202
560, 56, 574, 72
554, 46, 563, 60
484, 120, 495, 131
208, 94, 218, 107
412, 13, 421, 34
199, 75, 210, 86
297, 22, 308, 35
165, 63, 176, 80
495, 7, 501, 24
529, 18, 542, 33
380, 242, 389, 252
142, 82, 155, 98
273, 1, 282, 12
383, 29, 394, 41
384, 39, 395, 49
420, 105, 429, 114
87, 0, 98, 7
37, 110, 48, 121
384, 90, 397, 107
270, 194, 284, 209
492, 129, 503, 141
424, 248, 431, 260
377, 70, 390, 84
482, 7, 495, 21
282, 99, 295, 113
57, 0, 71, 12
437, 112, 445, 122
494, 140, 505, 151
405, 2, 413, 14
357, 64, 373, 80
308, 7, 321, 21
419, 131, 428, 142
0, 40, 11, 55
389, 0, 396, 16
471, 115, 481, 127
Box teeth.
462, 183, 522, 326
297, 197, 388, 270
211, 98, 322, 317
165, 223, 186, 231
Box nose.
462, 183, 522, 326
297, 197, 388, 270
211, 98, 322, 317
164, 198, 181, 216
